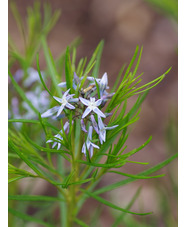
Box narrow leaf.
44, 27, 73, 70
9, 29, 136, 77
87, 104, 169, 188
8, 195, 65, 202
81, 189, 152, 215
8, 207, 54, 227
94, 153, 178, 195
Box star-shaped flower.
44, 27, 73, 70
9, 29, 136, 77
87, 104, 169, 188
47, 122, 69, 150
98, 116, 118, 144
82, 126, 99, 157
87, 72, 109, 97
47, 131, 63, 150
41, 89, 76, 118
53, 89, 76, 117
79, 97, 106, 118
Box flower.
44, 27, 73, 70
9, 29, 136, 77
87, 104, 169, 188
87, 72, 109, 97
42, 89, 76, 118
98, 116, 118, 144
82, 126, 99, 157
47, 131, 63, 150
47, 122, 69, 150
79, 97, 106, 118
53, 89, 76, 117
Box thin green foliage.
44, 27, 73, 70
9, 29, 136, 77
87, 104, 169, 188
8, 28, 175, 227
80, 189, 152, 215
8, 207, 55, 227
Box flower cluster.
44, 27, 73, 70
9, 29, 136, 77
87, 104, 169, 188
41, 72, 118, 157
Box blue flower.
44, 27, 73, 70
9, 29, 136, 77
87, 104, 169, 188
98, 116, 118, 144
47, 122, 70, 150
82, 126, 99, 157
41, 89, 76, 118
87, 72, 109, 97
79, 97, 106, 118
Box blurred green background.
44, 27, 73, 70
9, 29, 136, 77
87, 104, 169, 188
8, 0, 177, 226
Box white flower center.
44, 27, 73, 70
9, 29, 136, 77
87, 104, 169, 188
89, 100, 96, 109
62, 97, 67, 105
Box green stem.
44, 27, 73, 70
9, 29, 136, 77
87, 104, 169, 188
66, 123, 77, 226
57, 155, 68, 227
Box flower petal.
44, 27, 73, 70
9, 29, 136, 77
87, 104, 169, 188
79, 97, 90, 106
58, 82, 66, 87
82, 107, 92, 118
98, 115, 105, 129
90, 115, 99, 134
69, 98, 79, 103
101, 72, 108, 85
106, 125, 119, 130
57, 143, 61, 150
46, 139, 53, 143
100, 129, 106, 142
57, 104, 65, 117
63, 88, 71, 97
90, 142, 99, 149
95, 99, 102, 107
99, 135, 103, 144
73, 72, 80, 84
81, 119, 87, 133
89, 146, 93, 158
82, 143, 86, 155
52, 142, 57, 149
41, 106, 59, 118
87, 76, 95, 81
93, 107, 106, 118
53, 96, 62, 103
66, 94, 75, 101
66, 102, 75, 110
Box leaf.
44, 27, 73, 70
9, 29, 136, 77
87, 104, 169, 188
10, 2, 26, 44
91, 40, 104, 78
62, 170, 76, 188
81, 189, 152, 215
8, 140, 44, 177
8, 118, 59, 133
65, 46, 73, 90
8, 163, 37, 178
111, 64, 126, 93
121, 45, 139, 83
41, 37, 61, 96
8, 119, 41, 124
77, 159, 126, 168
74, 218, 89, 227
131, 46, 143, 79
94, 153, 178, 195
8, 176, 26, 184
8, 194, 65, 202
108, 171, 164, 179
36, 53, 53, 97
122, 136, 152, 159
84, 40, 104, 79
8, 207, 55, 227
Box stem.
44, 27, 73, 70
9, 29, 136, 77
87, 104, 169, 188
57, 155, 68, 227
66, 123, 77, 226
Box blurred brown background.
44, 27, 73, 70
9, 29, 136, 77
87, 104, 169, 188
9, 0, 178, 226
